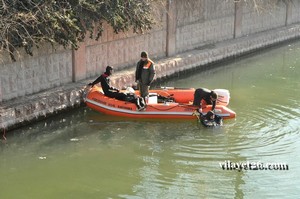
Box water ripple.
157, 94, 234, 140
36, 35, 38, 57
164, 101, 300, 165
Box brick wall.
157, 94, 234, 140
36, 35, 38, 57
240, 1, 287, 36
288, 0, 300, 24
176, 0, 235, 53
84, 22, 167, 79
0, 45, 72, 102
1, 0, 300, 103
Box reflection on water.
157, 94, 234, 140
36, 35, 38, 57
1, 41, 300, 198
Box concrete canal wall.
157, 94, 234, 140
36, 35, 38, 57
1, 0, 300, 130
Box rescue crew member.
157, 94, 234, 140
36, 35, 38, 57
88, 66, 145, 110
200, 111, 223, 127
88, 66, 125, 99
135, 51, 155, 100
193, 88, 218, 111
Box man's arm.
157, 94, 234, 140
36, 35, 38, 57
100, 76, 119, 92
212, 100, 216, 111
148, 62, 156, 85
88, 76, 101, 87
135, 62, 140, 82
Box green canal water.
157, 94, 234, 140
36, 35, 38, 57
1, 41, 300, 198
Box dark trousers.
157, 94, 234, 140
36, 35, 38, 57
106, 92, 145, 109
106, 92, 127, 101
125, 94, 145, 109
193, 88, 204, 106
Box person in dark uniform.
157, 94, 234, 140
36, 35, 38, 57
135, 51, 155, 100
200, 111, 223, 127
193, 88, 218, 111
88, 66, 145, 110
88, 66, 126, 100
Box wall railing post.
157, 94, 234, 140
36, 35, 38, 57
72, 42, 87, 82
166, 0, 177, 57
234, 0, 243, 38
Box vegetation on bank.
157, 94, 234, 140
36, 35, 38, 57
0, 0, 293, 61
0, 0, 161, 61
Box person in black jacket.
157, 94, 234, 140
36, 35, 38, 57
88, 66, 145, 110
200, 111, 223, 127
193, 88, 218, 111
88, 66, 126, 100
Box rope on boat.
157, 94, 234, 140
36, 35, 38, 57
147, 104, 196, 112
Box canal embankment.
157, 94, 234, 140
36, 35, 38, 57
1, 23, 300, 131
2, 0, 300, 131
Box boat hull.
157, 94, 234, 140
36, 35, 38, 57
85, 86, 236, 120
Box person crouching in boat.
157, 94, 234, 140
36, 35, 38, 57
193, 88, 218, 112
88, 66, 146, 111
200, 111, 223, 127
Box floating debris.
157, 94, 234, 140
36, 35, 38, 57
38, 157, 47, 160
70, 138, 79, 142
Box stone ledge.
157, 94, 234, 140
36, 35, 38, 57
1, 23, 300, 131
0, 82, 85, 131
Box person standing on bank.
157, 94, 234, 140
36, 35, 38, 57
193, 88, 218, 112
135, 51, 155, 100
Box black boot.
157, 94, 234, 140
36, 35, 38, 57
135, 98, 145, 111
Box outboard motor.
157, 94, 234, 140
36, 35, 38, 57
213, 89, 230, 106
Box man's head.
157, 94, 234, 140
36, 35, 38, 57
141, 51, 148, 61
210, 91, 218, 102
105, 65, 113, 76
206, 110, 215, 120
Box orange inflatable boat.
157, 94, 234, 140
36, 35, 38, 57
85, 85, 236, 120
